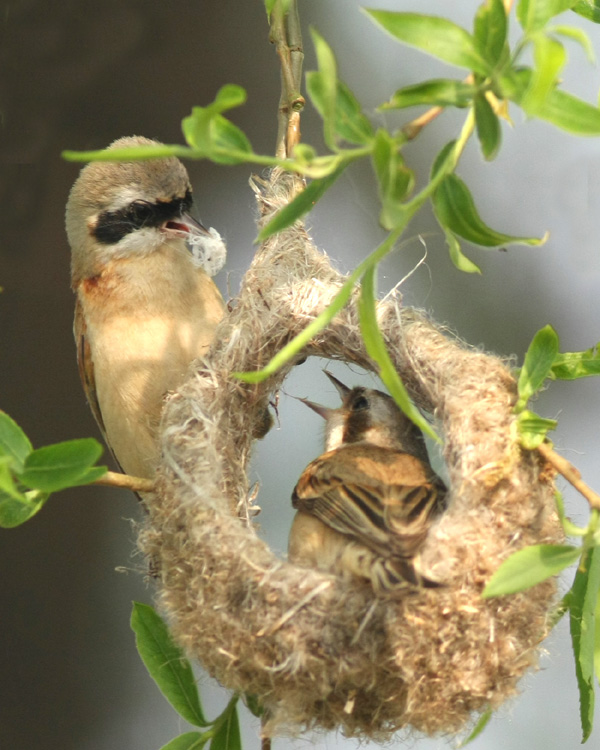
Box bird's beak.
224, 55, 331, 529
164, 212, 211, 238
323, 370, 351, 399
296, 397, 332, 420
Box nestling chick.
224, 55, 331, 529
67, 136, 226, 479
289, 372, 446, 596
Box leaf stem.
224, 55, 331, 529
537, 442, 600, 512
93, 470, 154, 494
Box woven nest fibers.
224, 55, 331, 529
138, 171, 563, 740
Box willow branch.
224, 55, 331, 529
93, 470, 154, 493
270, 0, 304, 158
537, 442, 600, 512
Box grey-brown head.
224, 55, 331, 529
300, 371, 430, 461
66, 136, 212, 284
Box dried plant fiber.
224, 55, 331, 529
138, 170, 562, 740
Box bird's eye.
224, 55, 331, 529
128, 201, 154, 226
352, 395, 369, 411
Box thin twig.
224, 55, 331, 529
93, 470, 154, 493
261, 731, 272, 750
269, 0, 304, 158
537, 442, 600, 512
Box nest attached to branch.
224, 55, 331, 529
138, 170, 562, 740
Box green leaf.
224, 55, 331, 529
474, 92, 502, 160
516, 324, 560, 409
18, 438, 104, 492
0, 411, 32, 472
380, 79, 476, 110
159, 732, 207, 750
458, 708, 493, 747
244, 694, 264, 718
572, 0, 600, 22
0, 487, 49, 528
568, 546, 600, 742
364, 10, 490, 75
131, 602, 208, 727
309, 28, 338, 148
209, 116, 253, 164
550, 24, 596, 62
552, 343, 600, 380
483, 543, 581, 598
257, 165, 346, 242
474, 0, 508, 66
504, 68, 600, 134
444, 228, 482, 274
62, 144, 183, 162
517, 0, 578, 32
372, 130, 415, 229
358, 265, 440, 442
264, 0, 292, 19
433, 173, 547, 247
517, 409, 558, 449
182, 85, 250, 158
594, 589, 600, 683
210, 700, 241, 750
522, 34, 567, 116
307, 74, 375, 145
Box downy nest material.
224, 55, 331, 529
138, 170, 563, 740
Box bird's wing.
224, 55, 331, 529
292, 444, 446, 560
74, 297, 108, 442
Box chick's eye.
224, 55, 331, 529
352, 395, 369, 411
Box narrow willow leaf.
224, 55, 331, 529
474, 0, 507, 66
594, 590, 600, 684
504, 68, 600, 134
380, 79, 476, 110
0, 411, 32, 473
474, 93, 502, 160
307, 75, 375, 145
310, 28, 338, 148
211, 84, 247, 111
458, 708, 493, 747
358, 266, 440, 442
62, 144, 183, 162
573, 0, 600, 22
522, 34, 567, 116
551, 24, 596, 61
433, 173, 546, 247
551, 343, 600, 380
257, 166, 346, 242
517, 409, 558, 449
0, 489, 49, 528
372, 130, 415, 229
483, 544, 581, 598
444, 228, 482, 274
335, 80, 375, 144
568, 546, 600, 742
18, 438, 104, 493
210, 700, 241, 750
516, 324, 560, 409
244, 694, 264, 718
209, 116, 253, 164
518, 0, 578, 32
364, 10, 489, 74
159, 732, 207, 750
131, 602, 208, 727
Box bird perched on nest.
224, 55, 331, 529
66, 136, 226, 480
289, 372, 447, 596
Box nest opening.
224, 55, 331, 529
138, 171, 562, 740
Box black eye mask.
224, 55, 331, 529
92, 189, 193, 245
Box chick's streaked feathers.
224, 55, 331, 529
289, 375, 446, 595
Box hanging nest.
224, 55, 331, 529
138, 170, 563, 740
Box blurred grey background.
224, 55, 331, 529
1, 0, 599, 748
